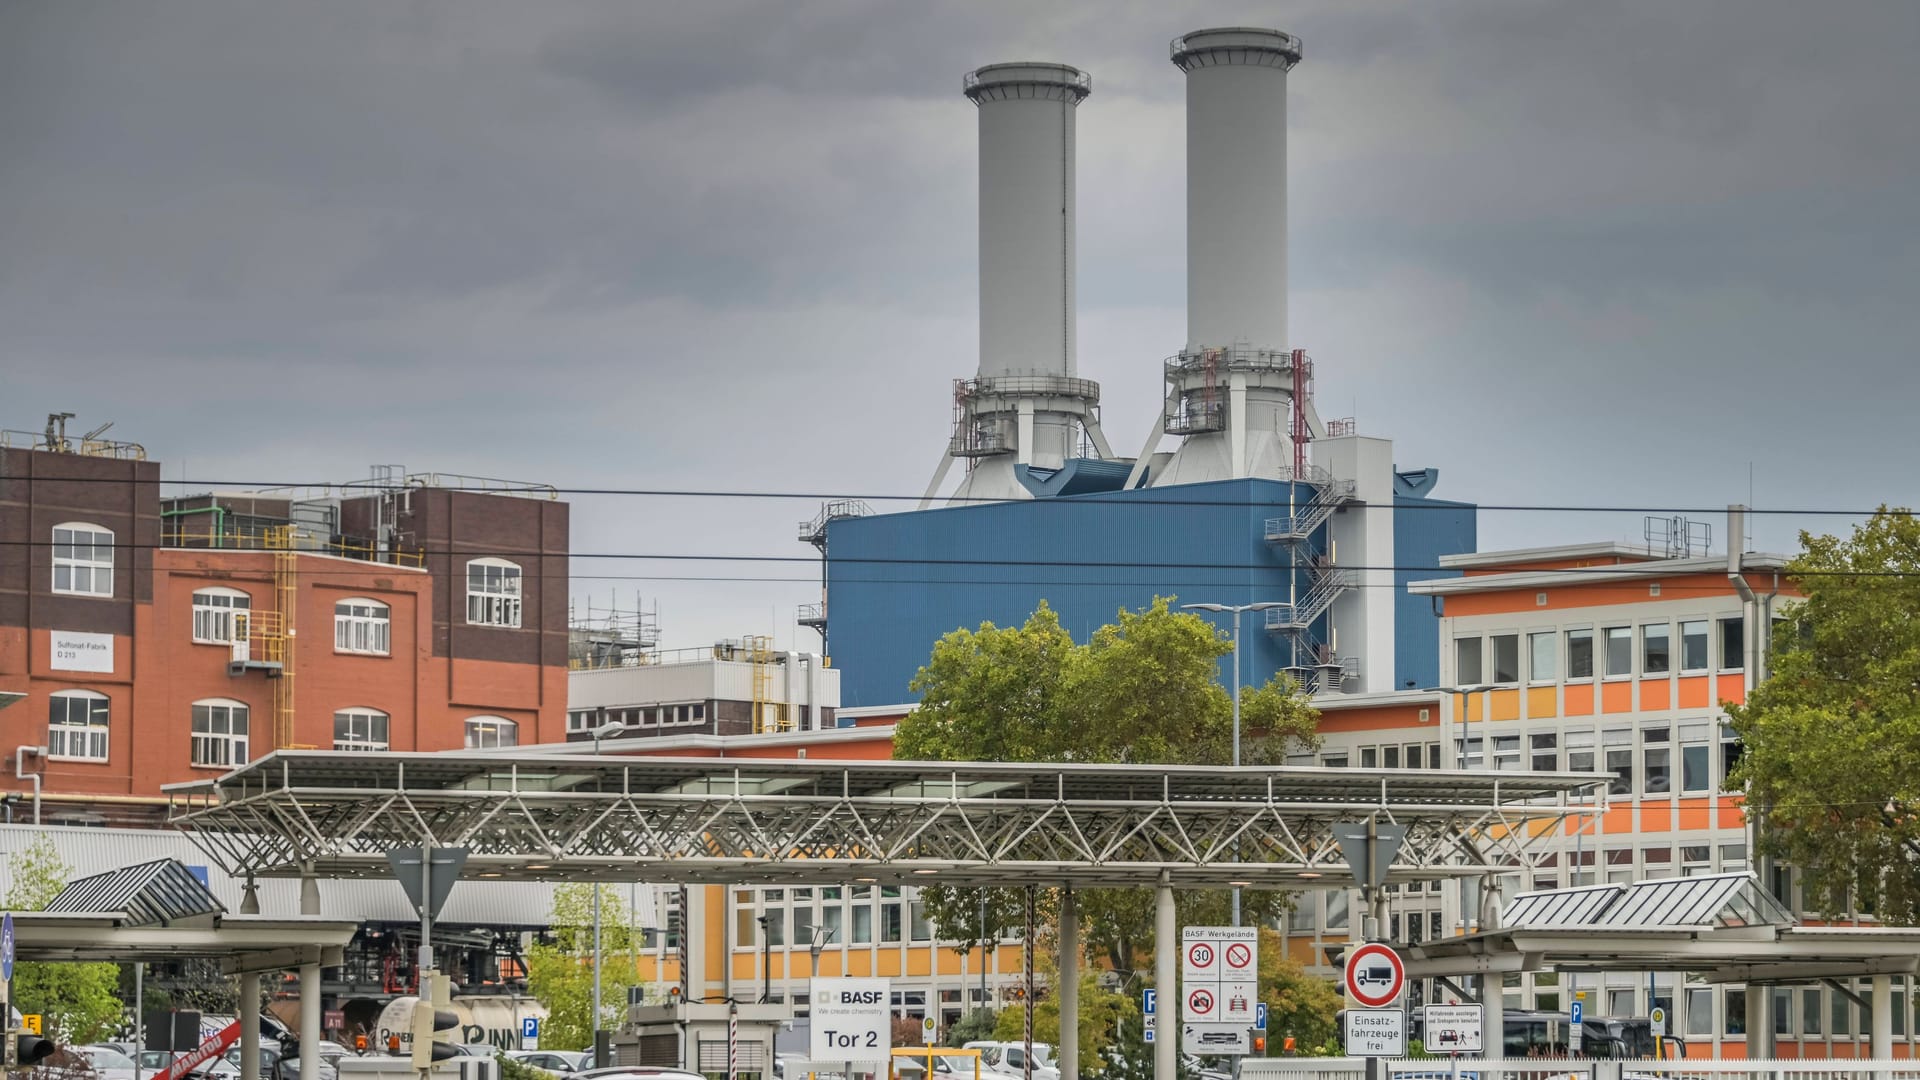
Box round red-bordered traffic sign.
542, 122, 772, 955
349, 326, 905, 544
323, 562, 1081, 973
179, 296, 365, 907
1187, 942, 1215, 970
1224, 942, 1253, 970
1343, 942, 1406, 1009
1187, 988, 1216, 1017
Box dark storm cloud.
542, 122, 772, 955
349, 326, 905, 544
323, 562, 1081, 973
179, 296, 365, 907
1, 0, 1916, 648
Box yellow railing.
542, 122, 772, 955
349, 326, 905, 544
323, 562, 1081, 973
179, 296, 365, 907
160, 528, 425, 567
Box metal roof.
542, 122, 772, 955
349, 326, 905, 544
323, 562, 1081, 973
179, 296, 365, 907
7, 911, 357, 971
165, 750, 1607, 889
45, 858, 223, 926
1409, 873, 1919, 986
1503, 872, 1795, 931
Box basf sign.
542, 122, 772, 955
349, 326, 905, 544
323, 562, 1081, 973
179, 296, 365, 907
809, 978, 891, 1063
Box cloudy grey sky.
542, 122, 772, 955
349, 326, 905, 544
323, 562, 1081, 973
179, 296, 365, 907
3, 1, 1916, 652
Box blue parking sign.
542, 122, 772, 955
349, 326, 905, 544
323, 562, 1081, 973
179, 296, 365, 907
1570, 1001, 1582, 1026
1143, 989, 1155, 1015
1255, 1003, 1268, 1031
522, 1017, 540, 1040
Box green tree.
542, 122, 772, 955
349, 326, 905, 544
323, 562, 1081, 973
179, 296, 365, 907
989, 968, 1130, 1076
898, 599, 1322, 969
1730, 507, 1920, 922
526, 883, 647, 1051
4, 835, 124, 1042
1255, 929, 1341, 1056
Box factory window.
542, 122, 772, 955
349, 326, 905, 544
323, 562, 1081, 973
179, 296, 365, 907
1490, 634, 1519, 684
47, 690, 110, 762
1454, 637, 1483, 685
1681, 723, 1712, 793
191, 699, 250, 768
1321, 752, 1348, 768
1566, 629, 1594, 680
1720, 617, 1745, 671
567, 709, 597, 735
334, 599, 392, 656
1528, 632, 1556, 682
1603, 627, 1633, 678
1680, 620, 1710, 672
51, 522, 114, 597
191, 587, 252, 645
333, 708, 390, 751
464, 715, 518, 749
466, 558, 523, 628
1642, 623, 1670, 674
1642, 726, 1670, 795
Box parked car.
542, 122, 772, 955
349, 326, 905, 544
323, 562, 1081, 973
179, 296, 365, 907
569, 1069, 705, 1080
74, 1046, 139, 1080
962, 1043, 1057, 1080
136, 1049, 240, 1080
507, 1051, 589, 1075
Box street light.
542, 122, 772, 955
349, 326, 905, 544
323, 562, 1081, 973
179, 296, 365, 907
1418, 685, 1495, 769
1182, 601, 1283, 928
756, 915, 773, 1003
799, 922, 836, 1014
589, 720, 631, 1044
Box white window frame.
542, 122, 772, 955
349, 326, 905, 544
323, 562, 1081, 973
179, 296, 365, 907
47, 690, 110, 762
465, 558, 523, 628
465, 715, 518, 749
334, 598, 392, 656
191, 698, 250, 768
191, 587, 252, 645
567, 709, 598, 735
51, 522, 114, 597
333, 707, 390, 751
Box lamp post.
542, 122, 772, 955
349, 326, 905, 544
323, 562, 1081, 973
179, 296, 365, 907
1419, 684, 1494, 769
801, 923, 836, 1014
756, 915, 773, 1003
1182, 601, 1282, 928
590, 719, 631, 1040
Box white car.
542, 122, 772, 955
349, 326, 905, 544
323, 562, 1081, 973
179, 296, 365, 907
508, 1050, 591, 1075
962, 1043, 1058, 1080
76, 1045, 140, 1080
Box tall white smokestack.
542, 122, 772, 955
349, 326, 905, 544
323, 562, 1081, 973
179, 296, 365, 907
1148, 28, 1309, 488
923, 63, 1110, 507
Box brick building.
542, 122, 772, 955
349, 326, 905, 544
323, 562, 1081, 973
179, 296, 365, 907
0, 429, 569, 825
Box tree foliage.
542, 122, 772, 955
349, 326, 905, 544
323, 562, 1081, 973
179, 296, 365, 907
1255, 929, 1341, 1056
526, 883, 648, 1051
989, 968, 1130, 1076
897, 599, 1323, 968
1729, 507, 1920, 923
4, 835, 124, 1043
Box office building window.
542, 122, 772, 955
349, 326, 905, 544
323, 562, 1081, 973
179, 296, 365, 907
1680, 723, 1711, 793
1530, 733, 1558, 771
335, 599, 392, 656
1682, 844, 1712, 877
1455, 637, 1483, 685
1687, 989, 1714, 1036
1490, 634, 1519, 684
1603, 627, 1632, 678
1642, 624, 1670, 674
47, 690, 110, 762
851, 899, 873, 944
466, 558, 523, 628
1326, 889, 1349, 931
1529, 632, 1556, 682
1681, 620, 1709, 672
1802, 989, 1823, 1036
1720, 722, 1742, 787
191, 699, 250, 767
52, 523, 115, 597
1603, 729, 1633, 795
1567, 629, 1594, 680
1643, 727, 1671, 795
333, 708, 390, 751
1382, 745, 1400, 769
1567, 730, 1595, 773
191, 588, 252, 645
1720, 617, 1745, 671
567, 709, 597, 735
464, 716, 518, 748
1493, 735, 1521, 771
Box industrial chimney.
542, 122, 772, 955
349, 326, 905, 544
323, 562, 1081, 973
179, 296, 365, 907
1145, 28, 1315, 487
922, 62, 1111, 507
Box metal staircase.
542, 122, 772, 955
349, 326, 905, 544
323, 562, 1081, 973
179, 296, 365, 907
1264, 469, 1357, 693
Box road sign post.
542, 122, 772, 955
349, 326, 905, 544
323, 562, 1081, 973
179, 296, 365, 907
1569, 1000, 1583, 1054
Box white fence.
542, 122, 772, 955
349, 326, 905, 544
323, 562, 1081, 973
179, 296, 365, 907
1242, 1060, 1920, 1080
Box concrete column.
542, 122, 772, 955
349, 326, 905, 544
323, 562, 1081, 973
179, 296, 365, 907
239, 973, 261, 1080
1481, 977, 1503, 1058
299, 875, 321, 916
1873, 976, 1893, 1061
1155, 877, 1176, 1080
298, 962, 322, 1080
1058, 889, 1078, 1080
1744, 984, 1765, 1059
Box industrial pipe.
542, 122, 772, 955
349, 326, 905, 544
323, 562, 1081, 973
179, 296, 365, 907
14, 745, 44, 825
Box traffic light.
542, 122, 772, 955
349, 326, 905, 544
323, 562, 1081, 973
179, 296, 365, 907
7, 1032, 55, 1070
409, 999, 460, 1068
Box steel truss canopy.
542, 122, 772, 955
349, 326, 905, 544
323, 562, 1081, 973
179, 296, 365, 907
165, 752, 1607, 889
1408, 873, 1920, 986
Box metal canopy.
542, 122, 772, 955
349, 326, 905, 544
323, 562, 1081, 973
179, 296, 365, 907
7, 911, 358, 974
165, 751, 1606, 889
1409, 873, 1920, 986
46, 858, 224, 927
